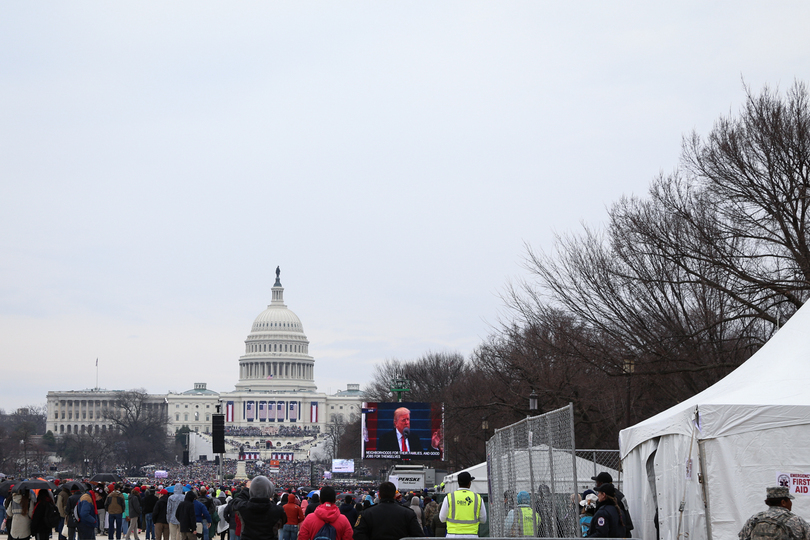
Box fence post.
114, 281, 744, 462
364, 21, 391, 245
527, 428, 537, 537
569, 402, 580, 537
546, 415, 558, 537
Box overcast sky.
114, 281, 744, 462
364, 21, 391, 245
1, 2, 808, 413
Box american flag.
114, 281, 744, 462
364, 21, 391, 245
226, 401, 234, 422
289, 401, 298, 422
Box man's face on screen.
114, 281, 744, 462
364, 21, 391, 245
394, 411, 411, 434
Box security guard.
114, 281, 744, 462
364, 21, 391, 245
505, 491, 541, 536
439, 472, 487, 538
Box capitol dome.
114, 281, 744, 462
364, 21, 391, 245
235, 269, 317, 392
251, 307, 304, 332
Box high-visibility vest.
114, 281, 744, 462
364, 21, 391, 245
517, 506, 540, 536
446, 489, 482, 535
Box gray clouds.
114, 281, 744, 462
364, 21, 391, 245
1, 2, 808, 410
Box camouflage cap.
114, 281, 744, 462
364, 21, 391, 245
766, 486, 794, 500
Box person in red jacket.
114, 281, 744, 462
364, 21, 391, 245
297, 488, 352, 540
282, 494, 305, 540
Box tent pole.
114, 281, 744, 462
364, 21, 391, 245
698, 440, 713, 540
677, 406, 699, 539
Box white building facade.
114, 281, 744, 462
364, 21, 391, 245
47, 271, 363, 459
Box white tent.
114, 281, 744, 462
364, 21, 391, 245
445, 451, 620, 498
620, 303, 810, 540
443, 462, 489, 494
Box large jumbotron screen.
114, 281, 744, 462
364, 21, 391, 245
361, 402, 444, 460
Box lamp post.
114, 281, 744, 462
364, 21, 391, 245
528, 390, 539, 415
20, 439, 27, 477
84, 458, 90, 479
453, 435, 460, 470
481, 419, 490, 463
624, 357, 635, 427
389, 374, 411, 402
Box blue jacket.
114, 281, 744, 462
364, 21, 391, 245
77, 494, 98, 538
193, 500, 211, 523
586, 500, 625, 538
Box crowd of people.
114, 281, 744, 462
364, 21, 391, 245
0, 476, 444, 540
220, 426, 321, 439
5, 463, 804, 540
222, 427, 265, 438
275, 426, 319, 438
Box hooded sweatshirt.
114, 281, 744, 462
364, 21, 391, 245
167, 485, 185, 526
298, 502, 353, 540
231, 477, 285, 540
6, 491, 36, 539
283, 495, 305, 526
409, 497, 423, 527
175, 492, 197, 533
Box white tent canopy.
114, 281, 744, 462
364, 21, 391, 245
620, 303, 810, 540
446, 451, 621, 498
443, 462, 489, 494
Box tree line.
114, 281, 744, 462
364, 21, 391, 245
0, 390, 175, 476
341, 81, 810, 467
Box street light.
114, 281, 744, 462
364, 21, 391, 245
84, 459, 90, 478
481, 419, 490, 463
528, 390, 539, 414
20, 440, 27, 477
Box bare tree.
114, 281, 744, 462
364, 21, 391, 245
60, 431, 117, 474
337, 417, 362, 460
364, 352, 468, 402
499, 82, 810, 447
614, 81, 810, 325
0, 404, 49, 475
323, 414, 347, 461
682, 81, 810, 312
103, 389, 171, 468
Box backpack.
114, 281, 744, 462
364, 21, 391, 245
313, 522, 336, 540
48, 502, 61, 528
750, 513, 794, 540
73, 502, 81, 524
66, 498, 78, 526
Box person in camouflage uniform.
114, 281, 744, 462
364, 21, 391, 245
739, 486, 810, 540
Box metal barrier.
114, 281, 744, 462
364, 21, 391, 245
401, 537, 638, 539
574, 449, 622, 493
486, 404, 580, 538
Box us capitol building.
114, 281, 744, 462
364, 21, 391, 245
46, 269, 364, 460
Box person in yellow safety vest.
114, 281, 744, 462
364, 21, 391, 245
439, 472, 487, 538
504, 491, 541, 536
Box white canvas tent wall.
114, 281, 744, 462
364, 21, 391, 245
489, 447, 622, 495
447, 452, 620, 498
443, 462, 489, 494
620, 303, 810, 540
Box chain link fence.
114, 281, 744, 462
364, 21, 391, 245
574, 449, 622, 493
485, 406, 623, 537
487, 404, 581, 538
